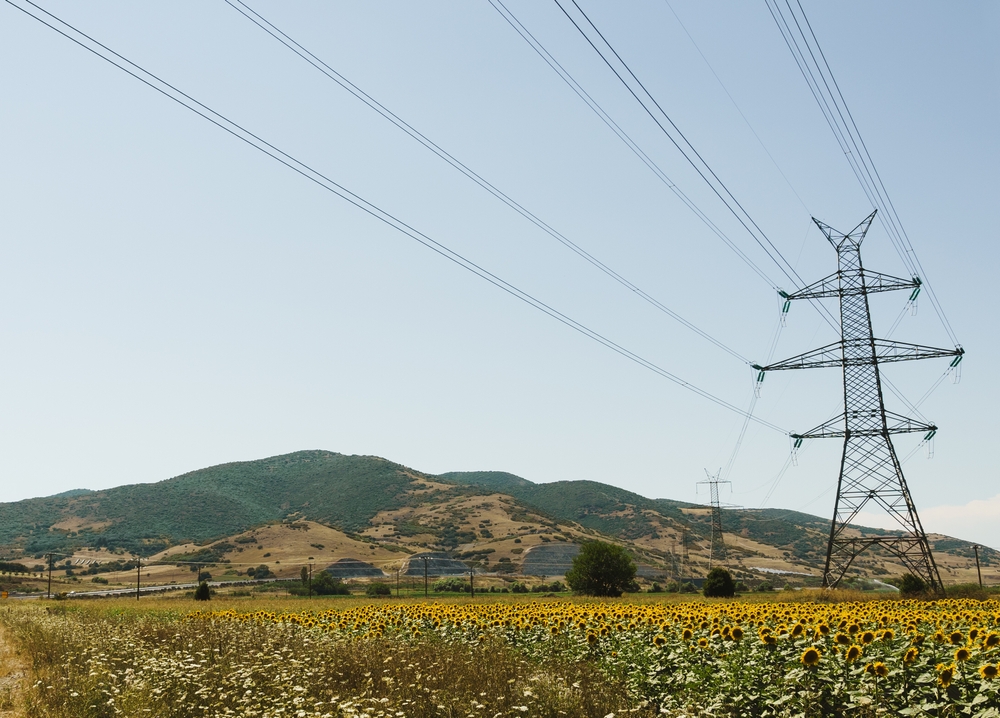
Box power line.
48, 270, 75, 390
765, 0, 959, 347
225, 0, 749, 365
660, 0, 811, 215
551, 0, 841, 333
488, 0, 780, 291
5, 0, 786, 433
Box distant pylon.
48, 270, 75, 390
697, 469, 730, 569
755, 211, 962, 592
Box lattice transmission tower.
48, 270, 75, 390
697, 469, 730, 569
755, 211, 962, 591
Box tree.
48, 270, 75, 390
365, 582, 392, 597
194, 581, 211, 601
252, 564, 273, 580
565, 541, 639, 597
311, 572, 350, 595
896, 573, 927, 597
703, 567, 736, 598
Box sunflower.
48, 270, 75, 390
880, 629, 894, 641
980, 664, 999, 680
800, 647, 821, 667
950, 631, 965, 645
586, 632, 598, 645
791, 624, 804, 638
652, 634, 667, 647
834, 632, 851, 646
903, 647, 919, 664
698, 637, 709, 649
731, 626, 744, 641
860, 631, 876, 645
937, 663, 955, 688
955, 647, 972, 662
845, 645, 863, 663
681, 628, 693, 641
985, 633, 1000, 649
872, 662, 889, 678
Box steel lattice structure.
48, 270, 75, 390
698, 470, 730, 569
755, 211, 962, 591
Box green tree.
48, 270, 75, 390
896, 573, 927, 597
194, 581, 211, 601
311, 572, 350, 595
703, 567, 735, 598
565, 541, 639, 597
252, 564, 273, 579
365, 582, 391, 597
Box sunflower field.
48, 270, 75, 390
6, 597, 1000, 717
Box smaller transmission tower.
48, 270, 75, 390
697, 469, 730, 569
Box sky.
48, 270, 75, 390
1, 2, 997, 545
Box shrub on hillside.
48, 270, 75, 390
365, 582, 391, 597
194, 581, 211, 601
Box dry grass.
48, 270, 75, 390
0, 615, 26, 718
1, 599, 652, 718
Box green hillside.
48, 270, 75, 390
0, 451, 464, 556
1, 451, 993, 580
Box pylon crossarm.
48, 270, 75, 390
756, 339, 961, 372
793, 411, 936, 440
786, 270, 918, 301
872, 339, 963, 364
757, 341, 843, 371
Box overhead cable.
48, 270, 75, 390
225, 0, 749, 365
488, 0, 779, 291
660, 0, 811, 215
4, 0, 786, 434
552, 0, 840, 334
764, 0, 959, 347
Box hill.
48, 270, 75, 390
0, 450, 994, 587
0, 451, 478, 555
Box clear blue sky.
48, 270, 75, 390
1, 2, 997, 544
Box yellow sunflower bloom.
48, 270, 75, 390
800, 647, 821, 667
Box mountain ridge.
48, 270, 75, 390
0, 450, 993, 586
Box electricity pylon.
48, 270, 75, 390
755, 211, 962, 591
697, 469, 730, 569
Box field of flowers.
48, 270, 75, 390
5, 595, 1000, 717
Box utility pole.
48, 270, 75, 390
974, 545, 983, 588
46, 553, 52, 599
136, 559, 141, 601
394, 568, 399, 598
469, 571, 474, 599
697, 469, 730, 570
422, 556, 429, 598
755, 212, 962, 592
308, 563, 313, 598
